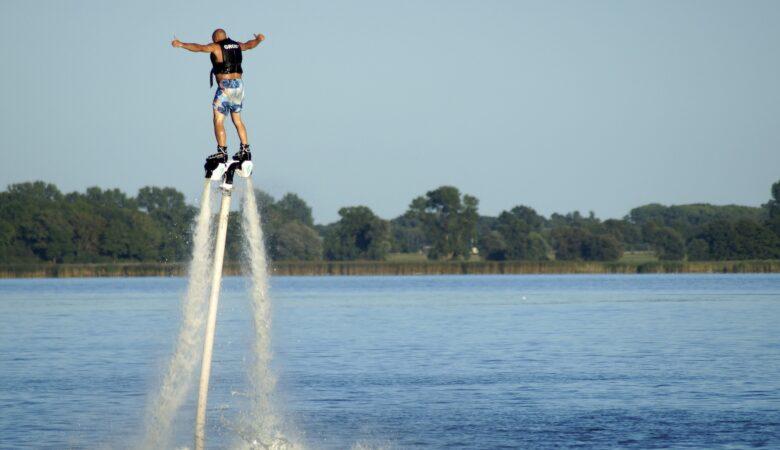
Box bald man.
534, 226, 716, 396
172, 29, 265, 170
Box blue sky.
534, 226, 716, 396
1, 0, 779, 223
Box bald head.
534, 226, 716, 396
212, 28, 227, 42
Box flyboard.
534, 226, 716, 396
195, 154, 253, 450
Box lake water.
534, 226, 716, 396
1, 274, 779, 449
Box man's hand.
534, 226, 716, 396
171, 39, 183, 48
254, 33, 265, 42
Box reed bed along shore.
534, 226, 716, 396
1, 260, 779, 279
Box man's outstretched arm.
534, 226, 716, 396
171, 39, 215, 53
240, 34, 265, 51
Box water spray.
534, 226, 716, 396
144, 154, 290, 449
141, 179, 213, 450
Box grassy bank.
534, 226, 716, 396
1, 260, 779, 278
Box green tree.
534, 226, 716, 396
324, 206, 390, 260
697, 220, 736, 260
493, 211, 549, 260
390, 212, 427, 253
583, 234, 622, 261
648, 226, 685, 261
479, 230, 508, 260
0, 182, 104, 263
765, 179, 780, 236
18, 209, 75, 262
250, 189, 277, 225
249, 189, 323, 261
732, 219, 780, 259
273, 221, 323, 260
602, 219, 643, 249
551, 227, 588, 261
77, 187, 162, 261
137, 186, 196, 261
97, 208, 162, 260
548, 211, 600, 230
686, 238, 710, 261
629, 203, 765, 239
0, 220, 14, 261
692, 219, 780, 260
85, 186, 137, 209
6, 181, 64, 203
508, 205, 546, 232
497, 211, 529, 251
527, 232, 552, 260
409, 186, 479, 260
67, 207, 107, 262
275, 193, 314, 227
551, 227, 622, 261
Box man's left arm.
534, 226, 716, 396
240, 34, 265, 51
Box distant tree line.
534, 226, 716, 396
1, 179, 779, 264
0, 183, 195, 263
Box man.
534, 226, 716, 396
172, 29, 265, 170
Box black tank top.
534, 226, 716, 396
210, 39, 243, 86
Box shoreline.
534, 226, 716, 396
1, 260, 779, 278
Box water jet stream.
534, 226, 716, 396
240, 180, 279, 443
141, 180, 214, 450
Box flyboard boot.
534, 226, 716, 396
221, 144, 254, 190
204, 146, 229, 180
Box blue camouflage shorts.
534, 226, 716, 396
213, 79, 245, 114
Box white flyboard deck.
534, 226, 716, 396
236, 161, 253, 178
208, 162, 228, 181
209, 161, 252, 180
218, 161, 253, 191
206, 161, 251, 182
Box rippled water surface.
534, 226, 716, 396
1, 274, 779, 449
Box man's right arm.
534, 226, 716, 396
172, 39, 215, 53
240, 34, 265, 51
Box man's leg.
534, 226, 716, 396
230, 112, 249, 146
204, 109, 228, 179
213, 109, 227, 147
229, 111, 251, 162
